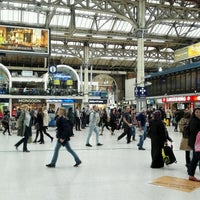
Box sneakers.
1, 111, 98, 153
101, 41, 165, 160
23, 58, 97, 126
46, 163, 55, 168
138, 147, 146, 150
74, 161, 82, 167
97, 143, 103, 146
86, 143, 92, 147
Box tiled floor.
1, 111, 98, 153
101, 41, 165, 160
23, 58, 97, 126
0, 125, 199, 200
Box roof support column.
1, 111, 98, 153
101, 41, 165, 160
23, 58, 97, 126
83, 43, 89, 104
136, 0, 146, 111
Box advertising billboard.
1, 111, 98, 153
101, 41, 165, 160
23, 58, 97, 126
0, 25, 50, 56
174, 42, 200, 62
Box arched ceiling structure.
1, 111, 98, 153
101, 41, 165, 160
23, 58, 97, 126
0, 0, 200, 75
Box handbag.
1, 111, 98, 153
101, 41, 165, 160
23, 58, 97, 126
162, 142, 177, 165
179, 137, 191, 151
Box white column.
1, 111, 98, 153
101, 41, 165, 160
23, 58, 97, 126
136, 0, 146, 112
80, 65, 83, 93
83, 45, 89, 103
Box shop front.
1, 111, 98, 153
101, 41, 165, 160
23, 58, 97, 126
12, 98, 46, 117
162, 95, 200, 111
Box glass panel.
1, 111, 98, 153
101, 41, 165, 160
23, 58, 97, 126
176, 74, 180, 92
22, 11, 38, 24
167, 76, 171, 94
180, 73, 186, 92
191, 70, 196, 91
161, 77, 167, 94
185, 71, 191, 91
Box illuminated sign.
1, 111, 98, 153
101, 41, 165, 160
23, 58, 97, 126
18, 99, 43, 103
46, 99, 75, 103
134, 87, 147, 97
162, 96, 200, 103
89, 99, 107, 104
0, 25, 50, 55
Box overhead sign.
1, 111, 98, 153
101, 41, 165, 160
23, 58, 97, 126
134, 86, 147, 97
89, 99, 107, 104
174, 42, 200, 62
48, 65, 57, 74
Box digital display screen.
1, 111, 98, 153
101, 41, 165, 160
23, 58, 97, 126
0, 25, 50, 56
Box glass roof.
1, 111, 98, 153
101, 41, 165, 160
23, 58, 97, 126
0, 0, 200, 72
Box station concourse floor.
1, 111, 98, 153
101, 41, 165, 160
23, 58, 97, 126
0, 125, 199, 200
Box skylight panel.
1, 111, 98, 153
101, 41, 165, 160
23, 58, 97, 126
186, 28, 200, 38
151, 24, 171, 35
50, 14, 70, 26
113, 20, 132, 32
22, 11, 38, 24
97, 19, 115, 31
1, 10, 21, 22
76, 16, 93, 29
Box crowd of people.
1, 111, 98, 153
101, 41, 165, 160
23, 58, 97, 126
1, 104, 200, 182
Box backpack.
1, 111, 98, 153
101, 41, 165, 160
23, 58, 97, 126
162, 143, 177, 165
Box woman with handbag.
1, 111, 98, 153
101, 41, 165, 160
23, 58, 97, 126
148, 110, 168, 168
178, 111, 191, 171
46, 107, 81, 168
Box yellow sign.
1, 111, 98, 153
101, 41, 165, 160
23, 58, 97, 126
66, 80, 73, 86
54, 79, 60, 85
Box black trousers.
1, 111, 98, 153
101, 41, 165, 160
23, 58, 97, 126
118, 127, 131, 143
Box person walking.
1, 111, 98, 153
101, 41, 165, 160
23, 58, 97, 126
100, 108, 110, 135
137, 109, 147, 150
117, 106, 132, 143
33, 107, 44, 143
188, 107, 200, 181
14, 104, 32, 152
67, 107, 75, 136
130, 108, 138, 141
1, 111, 11, 135
86, 105, 103, 147
46, 107, 81, 168
42, 106, 53, 142
75, 106, 81, 131
109, 108, 118, 135
178, 110, 192, 171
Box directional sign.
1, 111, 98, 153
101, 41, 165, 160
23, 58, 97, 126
134, 86, 147, 97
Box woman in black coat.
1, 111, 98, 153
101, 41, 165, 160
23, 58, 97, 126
188, 107, 200, 182
149, 110, 167, 168
46, 107, 81, 168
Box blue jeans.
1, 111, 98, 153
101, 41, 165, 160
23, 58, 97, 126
86, 124, 99, 144
50, 140, 81, 165
130, 126, 136, 140
138, 125, 147, 148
